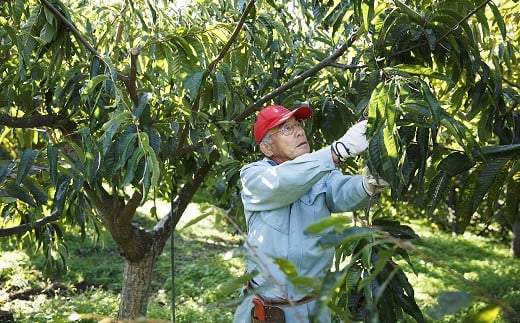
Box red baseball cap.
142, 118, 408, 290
253, 105, 312, 143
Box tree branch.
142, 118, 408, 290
390, 0, 492, 58
206, 0, 255, 73
503, 76, 520, 90
329, 61, 367, 70
153, 151, 217, 240
120, 189, 143, 228
117, 47, 140, 105
0, 113, 75, 129
39, 0, 100, 59
174, 0, 256, 157
0, 212, 61, 237
233, 41, 352, 123
41, 0, 139, 106
175, 33, 361, 156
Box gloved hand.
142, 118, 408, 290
362, 167, 390, 196
331, 120, 369, 162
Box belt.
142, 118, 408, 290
246, 280, 316, 306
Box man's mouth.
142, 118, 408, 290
297, 141, 308, 148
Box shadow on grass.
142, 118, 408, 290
402, 228, 520, 322
172, 224, 244, 323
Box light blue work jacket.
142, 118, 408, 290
233, 147, 370, 322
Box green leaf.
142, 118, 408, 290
274, 258, 298, 277
172, 35, 198, 62
477, 144, 520, 158
346, 265, 362, 289
23, 178, 48, 206
116, 131, 138, 171
121, 148, 143, 187
505, 161, 520, 225
12, 0, 24, 26
215, 273, 256, 297
134, 93, 151, 118
437, 152, 473, 177
184, 71, 205, 96
101, 111, 133, 153
181, 212, 211, 230
472, 157, 509, 211
419, 80, 440, 126
382, 126, 400, 186
399, 143, 420, 192
5, 183, 37, 207
394, 0, 424, 24
306, 216, 349, 235
358, 247, 396, 290
427, 171, 450, 215
139, 132, 160, 194
394, 288, 425, 323
481, 159, 513, 222
373, 219, 420, 241
0, 162, 13, 184
80, 75, 109, 98
53, 176, 71, 215
455, 162, 485, 233
317, 227, 375, 248
390, 65, 450, 82
440, 117, 476, 152
17, 149, 38, 184
463, 305, 501, 323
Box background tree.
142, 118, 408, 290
0, 0, 518, 321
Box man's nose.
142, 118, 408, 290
295, 126, 305, 137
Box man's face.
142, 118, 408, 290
260, 116, 310, 164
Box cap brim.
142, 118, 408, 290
267, 105, 312, 130
292, 105, 312, 120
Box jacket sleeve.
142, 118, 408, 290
325, 171, 370, 213
240, 147, 337, 211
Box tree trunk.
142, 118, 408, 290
512, 209, 520, 258
118, 250, 160, 319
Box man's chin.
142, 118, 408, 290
294, 146, 310, 156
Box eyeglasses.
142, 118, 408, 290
265, 120, 305, 141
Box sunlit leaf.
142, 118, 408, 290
306, 216, 349, 235
463, 305, 501, 323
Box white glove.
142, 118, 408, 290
331, 120, 369, 161
362, 167, 390, 196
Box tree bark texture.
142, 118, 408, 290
117, 250, 160, 319
512, 209, 520, 258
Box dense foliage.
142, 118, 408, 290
0, 0, 519, 320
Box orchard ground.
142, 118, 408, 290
0, 199, 519, 322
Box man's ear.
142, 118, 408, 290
259, 142, 273, 157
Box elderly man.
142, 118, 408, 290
234, 105, 387, 322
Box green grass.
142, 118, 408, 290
0, 204, 519, 322
401, 219, 520, 322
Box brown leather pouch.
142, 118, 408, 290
251, 305, 286, 323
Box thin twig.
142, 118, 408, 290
223, 212, 307, 323
233, 42, 352, 123
390, 0, 492, 58
39, 0, 101, 59
357, 213, 519, 320
174, 0, 257, 157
